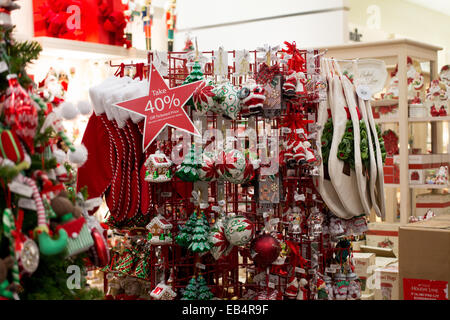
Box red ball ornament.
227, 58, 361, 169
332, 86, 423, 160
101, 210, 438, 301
250, 234, 281, 268
89, 229, 110, 268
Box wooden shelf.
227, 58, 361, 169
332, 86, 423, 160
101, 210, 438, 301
29, 36, 148, 60
374, 118, 399, 123
408, 116, 450, 122
385, 183, 400, 188
409, 184, 449, 189
371, 99, 399, 107
321, 39, 443, 225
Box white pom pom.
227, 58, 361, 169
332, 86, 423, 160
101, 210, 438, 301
60, 102, 80, 120
1, 158, 15, 167
53, 148, 67, 164
77, 100, 92, 115
68, 144, 88, 166
24, 154, 31, 166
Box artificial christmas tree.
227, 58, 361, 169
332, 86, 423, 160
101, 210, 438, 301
0, 11, 102, 300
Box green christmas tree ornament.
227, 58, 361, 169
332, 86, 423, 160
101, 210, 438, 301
188, 212, 211, 253
176, 145, 201, 182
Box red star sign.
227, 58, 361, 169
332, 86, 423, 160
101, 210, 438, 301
114, 64, 202, 151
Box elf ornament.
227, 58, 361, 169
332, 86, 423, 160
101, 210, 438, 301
250, 233, 281, 268
53, 196, 94, 257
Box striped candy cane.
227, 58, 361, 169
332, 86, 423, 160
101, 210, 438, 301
58, 131, 76, 152
17, 175, 47, 229
2, 208, 21, 286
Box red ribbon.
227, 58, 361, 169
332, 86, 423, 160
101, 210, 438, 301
134, 63, 144, 80
282, 41, 306, 73
286, 240, 309, 270
11, 210, 26, 253
114, 63, 125, 78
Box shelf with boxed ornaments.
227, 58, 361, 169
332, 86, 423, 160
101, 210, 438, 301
384, 154, 450, 187
408, 154, 449, 187
372, 98, 450, 123
372, 99, 399, 122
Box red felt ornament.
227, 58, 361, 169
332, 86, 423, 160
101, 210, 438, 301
282, 41, 306, 73
3, 74, 38, 153
250, 234, 281, 268
382, 130, 399, 155
0, 128, 25, 163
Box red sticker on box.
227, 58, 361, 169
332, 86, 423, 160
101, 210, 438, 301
403, 278, 448, 300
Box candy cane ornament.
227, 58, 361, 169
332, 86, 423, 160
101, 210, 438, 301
2, 208, 21, 287
16, 175, 68, 255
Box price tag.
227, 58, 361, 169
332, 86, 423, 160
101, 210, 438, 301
325, 267, 336, 274
330, 264, 340, 269
295, 267, 305, 274
18, 198, 37, 211
0, 61, 8, 73
8, 181, 33, 198
268, 282, 276, 289
356, 85, 372, 100
196, 263, 206, 270
269, 218, 280, 225
269, 274, 279, 284
281, 127, 292, 134
257, 143, 266, 149
83, 198, 103, 210
161, 192, 172, 197
308, 269, 316, 275
253, 272, 266, 283
47, 170, 56, 181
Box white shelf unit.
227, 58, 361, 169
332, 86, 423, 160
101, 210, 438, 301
319, 39, 443, 225
19, 36, 148, 61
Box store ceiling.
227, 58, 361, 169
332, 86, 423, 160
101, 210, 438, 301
406, 0, 450, 16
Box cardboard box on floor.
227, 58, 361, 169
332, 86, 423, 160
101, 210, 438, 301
399, 216, 450, 300
374, 262, 399, 300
